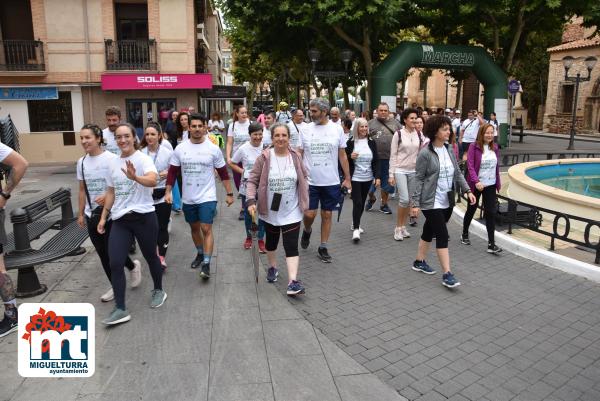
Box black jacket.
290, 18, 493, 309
345, 137, 380, 180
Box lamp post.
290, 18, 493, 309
308, 48, 352, 105
445, 76, 450, 110
562, 55, 597, 150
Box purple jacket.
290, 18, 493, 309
245, 147, 309, 218
466, 143, 501, 193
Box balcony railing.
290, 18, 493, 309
104, 39, 157, 71
0, 40, 45, 72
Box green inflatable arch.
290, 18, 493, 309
371, 42, 508, 145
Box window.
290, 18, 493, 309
562, 84, 574, 113
27, 91, 73, 132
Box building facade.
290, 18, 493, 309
544, 19, 600, 135
0, 0, 224, 163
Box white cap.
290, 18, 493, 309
445, 108, 451, 112
455, 109, 461, 114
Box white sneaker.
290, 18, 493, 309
394, 227, 404, 241
350, 224, 364, 233
129, 260, 142, 288
352, 229, 361, 243
401, 226, 411, 238
100, 288, 114, 302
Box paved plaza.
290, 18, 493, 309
1, 133, 600, 401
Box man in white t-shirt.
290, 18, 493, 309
287, 109, 308, 148
298, 98, 351, 263
451, 110, 462, 140
0, 144, 28, 337
166, 114, 234, 280
102, 106, 122, 155
329, 107, 342, 126
458, 110, 486, 160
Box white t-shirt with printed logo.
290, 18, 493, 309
231, 141, 263, 196
461, 118, 480, 143
262, 128, 272, 147
432, 146, 455, 210
478, 146, 497, 187
105, 151, 158, 220
299, 120, 346, 186
0, 143, 13, 162
262, 149, 303, 226
102, 128, 120, 155
77, 151, 117, 218
170, 139, 226, 205
351, 138, 373, 182
287, 121, 308, 148
227, 119, 251, 155
141, 145, 173, 204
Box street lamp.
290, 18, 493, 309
562, 55, 597, 150
308, 48, 352, 104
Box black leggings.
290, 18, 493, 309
421, 208, 453, 249
351, 180, 372, 228
154, 202, 171, 257
109, 212, 163, 310
264, 221, 301, 257
86, 217, 134, 283
463, 185, 497, 245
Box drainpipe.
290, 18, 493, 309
82, 0, 93, 121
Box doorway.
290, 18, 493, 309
126, 99, 176, 138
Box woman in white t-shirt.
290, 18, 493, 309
462, 124, 502, 254
140, 122, 173, 269
246, 123, 309, 295
76, 124, 141, 303
226, 105, 251, 220
97, 123, 166, 326
229, 122, 266, 253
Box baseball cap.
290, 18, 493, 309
455, 110, 461, 114
445, 108, 451, 112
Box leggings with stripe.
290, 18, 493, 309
264, 221, 301, 257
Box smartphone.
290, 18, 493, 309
271, 193, 282, 211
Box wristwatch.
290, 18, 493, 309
0, 191, 11, 200
226, 193, 234, 197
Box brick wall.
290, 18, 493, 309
544, 114, 585, 134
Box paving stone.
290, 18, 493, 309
208, 383, 274, 401
334, 374, 406, 401
270, 355, 341, 401
315, 329, 369, 377
263, 319, 321, 358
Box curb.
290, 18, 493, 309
451, 208, 600, 283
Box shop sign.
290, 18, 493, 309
101, 74, 212, 90
0, 87, 58, 101
199, 85, 247, 98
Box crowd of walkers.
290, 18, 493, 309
62, 98, 506, 328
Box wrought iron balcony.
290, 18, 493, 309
104, 39, 157, 71
0, 40, 45, 72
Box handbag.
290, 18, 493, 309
82, 155, 108, 227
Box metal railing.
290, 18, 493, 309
460, 192, 600, 264
500, 150, 600, 167
0, 40, 45, 71
104, 39, 157, 71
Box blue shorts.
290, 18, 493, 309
377, 159, 395, 194
309, 185, 341, 211
182, 201, 218, 224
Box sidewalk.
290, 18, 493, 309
0, 166, 404, 401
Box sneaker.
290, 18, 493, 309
102, 308, 131, 326
258, 239, 266, 254
174, 208, 182, 215
150, 289, 167, 308
487, 244, 503, 254
199, 262, 210, 279
100, 288, 114, 302
394, 227, 404, 241
191, 254, 203, 269
159, 255, 167, 270
412, 260, 436, 275
129, 260, 142, 288
380, 204, 392, 214
300, 229, 311, 249
0, 314, 17, 338
244, 237, 252, 250
352, 229, 361, 243
349, 224, 364, 233
409, 216, 418, 227
442, 272, 461, 288
266, 267, 279, 283
318, 247, 332, 263
365, 199, 375, 211
287, 280, 305, 296
460, 234, 471, 245
238, 210, 245, 220
401, 226, 411, 238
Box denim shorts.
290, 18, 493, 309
377, 159, 395, 194
182, 201, 218, 224
308, 185, 341, 211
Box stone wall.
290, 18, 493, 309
544, 114, 584, 134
